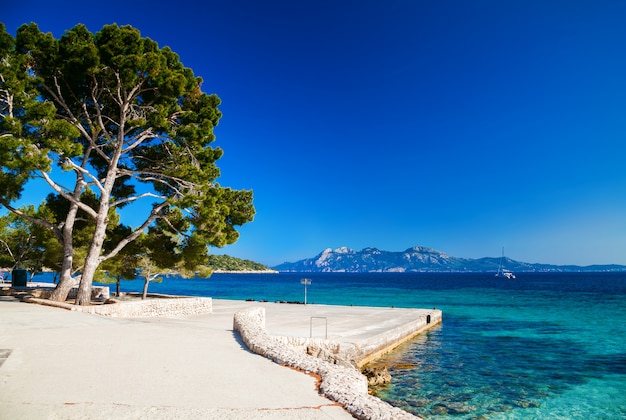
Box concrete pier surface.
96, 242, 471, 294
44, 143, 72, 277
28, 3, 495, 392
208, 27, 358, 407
215, 300, 442, 367
0, 297, 441, 419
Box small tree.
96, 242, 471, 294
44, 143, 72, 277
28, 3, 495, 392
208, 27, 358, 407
136, 256, 164, 300
0, 23, 254, 304
135, 209, 204, 299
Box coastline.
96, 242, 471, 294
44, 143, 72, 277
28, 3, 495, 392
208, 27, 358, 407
1, 287, 440, 419
212, 270, 279, 274
233, 306, 420, 419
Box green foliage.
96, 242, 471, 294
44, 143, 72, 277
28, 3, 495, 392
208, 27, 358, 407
0, 206, 55, 272
0, 24, 56, 202
0, 23, 255, 301
99, 224, 141, 284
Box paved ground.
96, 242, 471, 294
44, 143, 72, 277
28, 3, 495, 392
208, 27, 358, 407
0, 297, 352, 419
0, 297, 438, 419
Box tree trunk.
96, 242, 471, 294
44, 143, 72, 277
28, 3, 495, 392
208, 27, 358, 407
75, 212, 109, 305
49, 263, 75, 302
116, 278, 120, 297
60, 98, 126, 305
141, 279, 150, 300
49, 202, 79, 302
75, 138, 123, 305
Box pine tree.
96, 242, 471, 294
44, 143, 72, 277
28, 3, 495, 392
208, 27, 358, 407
0, 23, 254, 304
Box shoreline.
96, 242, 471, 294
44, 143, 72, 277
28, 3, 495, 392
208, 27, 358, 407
212, 270, 279, 274
4, 283, 442, 368
234, 306, 423, 419
3, 283, 442, 367
2, 286, 441, 419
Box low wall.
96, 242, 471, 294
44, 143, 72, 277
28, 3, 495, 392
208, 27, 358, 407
24, 296, 213, 318
233, 307, 420, 420
270, 335, 361, 368
3, 285, 110, 300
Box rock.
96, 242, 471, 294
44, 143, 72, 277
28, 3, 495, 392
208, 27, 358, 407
306, 344, 355, 368
362, 365, 392, 386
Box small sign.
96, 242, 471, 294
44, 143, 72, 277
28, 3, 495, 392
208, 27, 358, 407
300, 278, 311, 304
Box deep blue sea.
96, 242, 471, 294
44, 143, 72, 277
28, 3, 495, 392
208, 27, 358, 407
40, 271, 626, 419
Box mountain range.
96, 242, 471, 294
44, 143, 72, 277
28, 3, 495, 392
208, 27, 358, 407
273, 246, 626, 273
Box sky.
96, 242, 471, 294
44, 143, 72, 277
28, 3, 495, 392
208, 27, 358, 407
3, 0, 626, 267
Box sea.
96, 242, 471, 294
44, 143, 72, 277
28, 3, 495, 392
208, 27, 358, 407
39, 271, 626, 419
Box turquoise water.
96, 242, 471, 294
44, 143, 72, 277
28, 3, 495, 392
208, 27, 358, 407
40, 271, 626, 418
364, 274, 626, 419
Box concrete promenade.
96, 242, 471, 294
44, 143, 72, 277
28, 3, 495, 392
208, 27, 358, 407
0, 297, 441, 419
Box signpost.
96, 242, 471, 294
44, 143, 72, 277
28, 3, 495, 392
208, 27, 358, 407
300, 278, 311, 305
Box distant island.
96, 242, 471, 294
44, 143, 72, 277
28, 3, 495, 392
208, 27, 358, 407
207, 254, 276, 273
273, 246, 626, 273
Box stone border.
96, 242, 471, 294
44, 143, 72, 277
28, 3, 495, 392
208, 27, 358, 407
22, 295, 213, 318
1, 284, 110, 300
233, 307, 421, 420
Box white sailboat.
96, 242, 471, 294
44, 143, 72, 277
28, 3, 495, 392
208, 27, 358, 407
495, 247, 516, 279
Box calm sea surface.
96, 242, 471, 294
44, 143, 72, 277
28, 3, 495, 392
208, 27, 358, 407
44, 271, 626, 419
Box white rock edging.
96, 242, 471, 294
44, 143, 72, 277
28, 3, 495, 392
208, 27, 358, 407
233, 307, 420, 420
23, 296, 213, 318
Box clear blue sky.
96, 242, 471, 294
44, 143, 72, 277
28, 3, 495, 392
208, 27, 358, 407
4, 1, 626, 267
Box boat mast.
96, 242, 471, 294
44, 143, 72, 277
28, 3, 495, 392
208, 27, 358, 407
497, 247, 504, 276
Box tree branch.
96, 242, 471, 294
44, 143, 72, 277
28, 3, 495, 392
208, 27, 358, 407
90, 74, 114, 146
117, 167, 191, 198
122, 127, 155, 153
159, 212, 187, 238
98, 202, 169, 263
38, 170, 98, 219
0, 239, 16, 261
42, 76, 107, 162
62, 157, 105, 193
0, 200, 63, 243
112, 192, 167, 208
